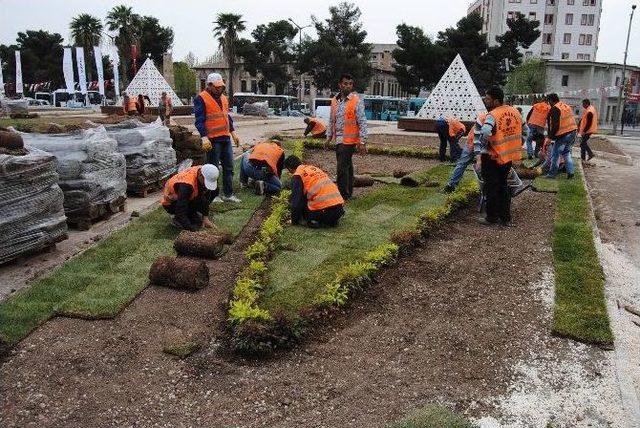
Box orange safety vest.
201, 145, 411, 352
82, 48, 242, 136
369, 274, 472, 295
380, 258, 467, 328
466, 113, 487, 151
294, 164, 344, 211
310, 119, 327, 136
124, 97, 137, 113
488, 105, 523, 165
330, 93, 361, 145
579, 104, 598, 134
200, 90, 230, 139
248, 142, 285, 177
527, 102, 550, 128
446, 118, 466, 138
555, 101, 578, 136
161, 166, 201, 206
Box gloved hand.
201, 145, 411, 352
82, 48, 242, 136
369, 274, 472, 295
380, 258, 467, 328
201, 136, 212, 152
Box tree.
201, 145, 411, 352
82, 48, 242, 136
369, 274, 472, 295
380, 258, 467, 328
138, 16, 174, 66
106, 5, 140, 86
505, 58, 546, 95
298, 2, 372, 92
184, 51, 198, 68
213, 13, 246, 98
392, 24, 446, 96
174, 61, 197, 100
240, 20, 297, 94
69, 13, 103, 80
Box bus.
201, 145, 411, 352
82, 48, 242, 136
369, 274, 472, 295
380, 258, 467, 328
231, 93, 301, 116
312, 95, 408, 121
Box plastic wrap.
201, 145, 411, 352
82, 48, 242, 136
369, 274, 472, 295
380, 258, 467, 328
0, 146, 67, 263
2, 99, 29, 115
242, 101, 269, 117
103, 118, 177, 192
20, 127, 127, 218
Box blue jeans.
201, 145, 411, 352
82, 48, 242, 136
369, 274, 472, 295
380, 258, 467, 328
447, 145, 475, 188
548, 131, 576, 176
240, 153, 282, 194
525, 125, 544, 157
206, 136, 234, 197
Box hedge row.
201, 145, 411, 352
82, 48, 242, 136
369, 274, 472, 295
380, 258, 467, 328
303, 139, 440, 159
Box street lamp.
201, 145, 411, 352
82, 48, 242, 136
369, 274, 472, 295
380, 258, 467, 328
288, 18, 311, 103
613, 4, 636, 135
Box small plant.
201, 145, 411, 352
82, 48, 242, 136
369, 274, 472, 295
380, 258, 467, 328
162, 341, 201, 359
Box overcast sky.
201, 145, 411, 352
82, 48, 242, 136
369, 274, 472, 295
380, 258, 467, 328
0, 0, 638, 66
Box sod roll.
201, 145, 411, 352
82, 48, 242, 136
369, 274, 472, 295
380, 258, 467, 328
353, 175, 374, 187
0, 130, 24, 150
174, 231, 225, 259
149, 256, 209, 290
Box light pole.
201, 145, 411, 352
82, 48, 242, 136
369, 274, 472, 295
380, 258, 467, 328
613, 4, 636, 135
288, 18, 311, 103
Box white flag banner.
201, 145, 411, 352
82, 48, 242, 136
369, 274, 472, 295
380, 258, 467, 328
93, 46, 105, 96
0, 57, 5, 97
63, 47, 74, 94
111, 52, 120, 98
75, 47, 87, 94
15, 51, 23, 94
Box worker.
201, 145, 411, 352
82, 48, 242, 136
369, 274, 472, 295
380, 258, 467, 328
161, 164, 219, 231
325, 73, 367, 200
477, 86, 524, 226
442, 113, 487, 193
122, 92, 138, 116
194, 72, 242, 203
284, 155, 345, 228
435, 116, 464, 162
578, 98, 598, 161
240, 139, 285, 195
158, 91, 173, 126
303, 117, 327, 139
525, 99, 550, 159
545, 93, 577, 179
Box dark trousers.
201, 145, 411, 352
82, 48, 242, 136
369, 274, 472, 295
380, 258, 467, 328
580, 133, 594, 160
206, 136, 234, 197
436, 123, 449, 161
163, 200, 204, 229
481, 154, 512, 223
336, 143, 356, 199
304, 205, 345, 227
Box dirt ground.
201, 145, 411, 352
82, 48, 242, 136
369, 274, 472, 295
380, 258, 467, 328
304, 148, 438, 177
367, 133, 441, 149
1, 189, 593, 427
588, 135, 627, 156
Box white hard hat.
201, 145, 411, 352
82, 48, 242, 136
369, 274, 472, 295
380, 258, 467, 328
200, 164, 219, 190
206, 72, 225, 87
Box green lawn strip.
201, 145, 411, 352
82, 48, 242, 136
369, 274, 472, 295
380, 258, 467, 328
552, 167, 613, 345
532, 176, 559, 193
386, 404, 473, 428
303, 139, 440, 159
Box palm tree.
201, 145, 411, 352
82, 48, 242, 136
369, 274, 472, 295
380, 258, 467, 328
213, 13, 246, 98
70, 13, 103, 81
106, 5, 140, 86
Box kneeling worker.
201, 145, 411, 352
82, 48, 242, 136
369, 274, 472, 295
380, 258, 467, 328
240, 140, 285, 195
161, 164, 219, 231
284, 155, 345, 228
303, 117, 327, 139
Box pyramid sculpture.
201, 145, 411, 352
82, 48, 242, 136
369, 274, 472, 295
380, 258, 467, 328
125, 58, 183, 106
417, 54, 486, 121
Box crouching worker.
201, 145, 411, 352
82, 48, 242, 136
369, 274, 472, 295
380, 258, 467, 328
240, 140, 285, 195
303, 117, 327, 139
443, 113, 487, 193
284, 155, 345, 228
161, 164, 219, 231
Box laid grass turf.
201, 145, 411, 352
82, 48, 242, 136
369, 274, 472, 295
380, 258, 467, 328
532, 176, 559, 193
260, 164, 455, 315
386, 404, 473, 428
552, 167, 613, 345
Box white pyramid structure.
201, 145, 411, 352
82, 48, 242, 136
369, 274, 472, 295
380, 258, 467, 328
417, 54, 486, 121
124, 58, 183, 106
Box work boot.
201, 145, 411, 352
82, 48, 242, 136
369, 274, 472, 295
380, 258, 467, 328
587, 153, 595, 161
477, 217, 499, 226
223, 194, 242, 203
212, 196, 224, 203
567, 173, 574, 179
255, 180, 265, 196
239, 181, 248, 190
442, 184, 455, 194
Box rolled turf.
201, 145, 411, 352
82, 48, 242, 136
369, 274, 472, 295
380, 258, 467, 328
149, 256, 209, 290
174, 231, 225, 259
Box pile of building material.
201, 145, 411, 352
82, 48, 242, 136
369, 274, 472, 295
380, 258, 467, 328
20, 127, 127, 230
103, 119, 177, 196
0, 131, 67, 263
168, 125, 206, 165
242, 101, 269, 117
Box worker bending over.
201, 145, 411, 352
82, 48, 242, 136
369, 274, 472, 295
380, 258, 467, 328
161, 165, 219, 231
442, 113, 487, 193
284, 155, 345, 228
545, 93, 577, 179
240, 140, 285, 195
525, 100, 550, 159
303, 117, 327, 139
578, 98, 598, 161
436, 117, 465, 162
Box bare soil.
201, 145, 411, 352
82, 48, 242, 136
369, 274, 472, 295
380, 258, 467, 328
0, 190, 564, 427
588, 136, 626, 156
368, 133, 441, 149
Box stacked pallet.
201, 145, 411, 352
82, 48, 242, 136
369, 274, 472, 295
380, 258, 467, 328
104, 119, 177, 196
21, 127, 127, 230
0, 131, 67, 263
168, 125, 206, 165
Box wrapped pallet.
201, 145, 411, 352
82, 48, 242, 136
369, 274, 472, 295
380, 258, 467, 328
20, 127, 127, 230
241, 101, 269, 117
0, 143, 68, 263
103, 118, 177, 195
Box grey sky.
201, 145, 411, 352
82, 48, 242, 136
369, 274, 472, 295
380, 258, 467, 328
0, 0, 638, 66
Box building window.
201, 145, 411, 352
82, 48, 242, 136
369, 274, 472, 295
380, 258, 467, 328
547, 0, 555, 5
615, 76, 620, 86
251, 80, 257, 93
581, 14, 595, 25
529, 12, 537, 20
586, 34, 593, 45
562, 75, 569, 86
508, 0, 522, 2
562, 52, 570, 59
582, 0, 596, 5
563, 33, 572, 44
543, 33, 553, 44
544, 14, 554, 24
577, 53, 584, 59
565, 14, 573, 25
240, 80, 247, 92
579, 34, 586, 44
567, 0, 574, 4
531, 0, 537, 3
507, 11, 517, 20
584, 53, 591, 60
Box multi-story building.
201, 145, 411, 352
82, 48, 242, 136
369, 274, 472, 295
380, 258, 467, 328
468, 0, 602, 61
